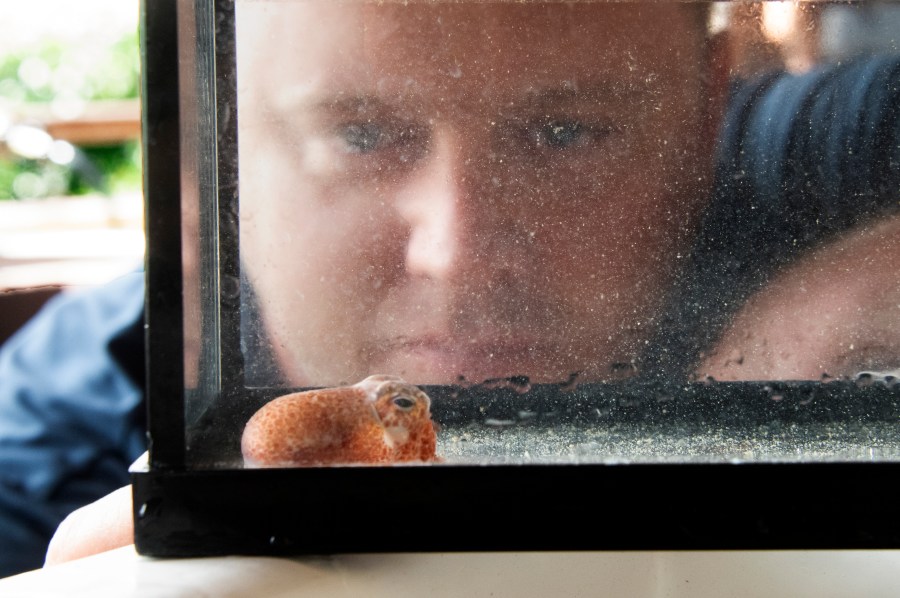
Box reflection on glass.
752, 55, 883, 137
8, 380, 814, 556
235, 0, 899, 387
186, 1, 900, 468
237, 2, 715, 388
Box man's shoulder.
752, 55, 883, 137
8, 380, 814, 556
0, 271, 146, 401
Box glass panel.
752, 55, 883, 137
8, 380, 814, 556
184, 0, 900, 469
237, 1, 723, 387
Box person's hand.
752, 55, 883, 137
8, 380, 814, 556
44, 485, 134, 566
700, 216, 900, 381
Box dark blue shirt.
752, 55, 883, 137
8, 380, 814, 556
0, 272, 146, 577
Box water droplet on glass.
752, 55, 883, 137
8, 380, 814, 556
510, 377, 531, 394
560, 371, 581, 392
221, 275, 241, 300
726, 349, 744, 366
763, 385, 782, 401
221, 210, 238, 238
610, 362, 636, 374
480, 376, 531, 394
855, 372, 875, 387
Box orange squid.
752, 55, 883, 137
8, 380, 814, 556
241, 375, 438, 467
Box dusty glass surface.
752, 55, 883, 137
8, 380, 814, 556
237, 1, 718, 388
184, 1, 900, 468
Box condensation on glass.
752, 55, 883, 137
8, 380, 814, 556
181, 1, 900, 469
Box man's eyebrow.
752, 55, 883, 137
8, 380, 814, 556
273, 87, 391, 115
317, 94, 388, 112
269, 81, 657, 116
517, 80, 658, 108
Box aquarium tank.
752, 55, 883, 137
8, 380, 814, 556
133, 0, 900, 556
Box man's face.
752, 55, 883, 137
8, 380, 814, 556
237, 2, 716, 386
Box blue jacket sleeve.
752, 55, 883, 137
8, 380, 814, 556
738, 53, 900, 244
642, 54, 900, 379
0, 272, 147, 577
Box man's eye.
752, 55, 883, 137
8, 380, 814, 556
339, 122, 384, 153
537, 120, 584, 149
336, 122, 428, 161
515, 119, 616, 152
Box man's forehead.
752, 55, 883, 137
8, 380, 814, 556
238, 2, 706, 101
238, 3, 705, 58
238, 2, 705, 24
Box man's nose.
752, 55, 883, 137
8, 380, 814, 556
395, 127, 486, 281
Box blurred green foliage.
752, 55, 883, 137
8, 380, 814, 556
0, 29, 141, 200
0, 30, 139, 102
79, 142, 143, 193
0, 158, 70, 200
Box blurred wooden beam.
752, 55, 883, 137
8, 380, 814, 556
12, 98, 141, 145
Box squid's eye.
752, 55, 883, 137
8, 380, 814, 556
392, 397, 416, 410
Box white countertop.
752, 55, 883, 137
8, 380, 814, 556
4, 547, 900, 597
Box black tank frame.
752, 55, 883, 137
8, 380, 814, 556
135, 0, 900, 556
